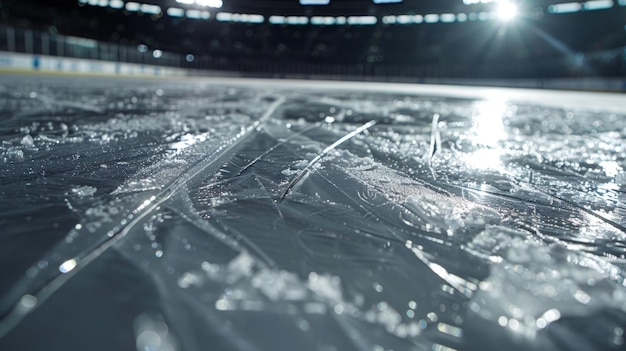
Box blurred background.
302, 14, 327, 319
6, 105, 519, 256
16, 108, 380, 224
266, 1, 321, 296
0, 0, 625, 84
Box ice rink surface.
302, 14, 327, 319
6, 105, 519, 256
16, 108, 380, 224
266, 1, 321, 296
0, 75, 625, 351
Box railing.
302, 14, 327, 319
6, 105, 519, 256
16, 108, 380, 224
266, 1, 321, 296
0, 26, 185, 68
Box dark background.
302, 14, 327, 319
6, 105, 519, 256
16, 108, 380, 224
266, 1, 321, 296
1, 0, 625, 79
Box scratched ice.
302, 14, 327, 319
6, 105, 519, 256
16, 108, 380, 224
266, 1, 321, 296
0, 77, 625, 351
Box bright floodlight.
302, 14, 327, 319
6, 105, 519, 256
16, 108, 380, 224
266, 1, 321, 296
496, 1, 518, 21
300, 0, 330, 5
196, 0, 222, 8
176, 0, 222, 8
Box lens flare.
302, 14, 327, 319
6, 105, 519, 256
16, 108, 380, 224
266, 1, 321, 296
496, 1, 518, 22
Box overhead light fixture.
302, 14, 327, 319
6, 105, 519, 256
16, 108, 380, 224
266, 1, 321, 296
196, 0, 223, 8
311, 16, 336, 25
216, 12, 264, 23
496, 1, 518, 21
109, 0, 124, 9
347, 16, 377, 25
440, 13, 456, 22
140, 4, 161, 15
583, 0, 614, 10
176, 0, 223, 9
424, 14, 439, 23
186, 10, 210, 19
300, 0, 330, 5
548, 2, 582, 14
125, 2, 140, 11
167, 7, 185, 17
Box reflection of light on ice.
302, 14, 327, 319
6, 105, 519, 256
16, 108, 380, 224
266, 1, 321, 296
465, 99, 509, 171
169, 133, 208, 155
597, 182, 619, 204
471, 100, 508, 147
464, 148, 505, 171
599, 160, 623, 178
133, 313, 178, 351
536, 308, 561, 329
432, 343, 458, 351
58, 258, 77, 273
437, 322, 463, 337
19, 294, 37, 310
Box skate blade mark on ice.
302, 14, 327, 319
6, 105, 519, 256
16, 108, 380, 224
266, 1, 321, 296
0, 97, 287, 338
